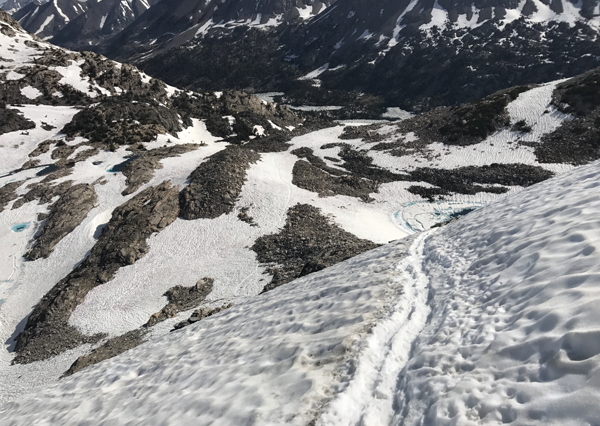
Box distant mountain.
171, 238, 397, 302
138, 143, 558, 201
12, 0, 155, 46
13, 0, 87, 39
50, 0, 159, 49
0, 0, 40, 14
99, 0, 600, 111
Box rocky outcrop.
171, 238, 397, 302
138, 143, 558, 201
0, 181, 22, 212
120, 144, 200, 195
408, 164, 555, 200
535, 68, 600, 165
252, 204, 379, 292
394, 86, 535, 146
25, 183, 98, 261
62, 329, 146, 377
172, 303, 234, 331
179, 147, 260, 220
144, 278, 214, 327
13, 181, 180, 364
0, 106, 36, 135
61, 99, 185, 149
292, 160, 378, 201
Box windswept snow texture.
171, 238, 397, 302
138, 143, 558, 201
5, 149, 600, 424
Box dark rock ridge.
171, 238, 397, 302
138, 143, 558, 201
120, 144, 201, 195
144, 278, 214, 327
62, 329, 146, 377
292, 159, 379, 202
25, 183, 97, 261
0, 45, 171, 106
394, 86, 535, 145
408, 164, 555, 200
0, 181, 22, 212
61, 98, 183, 148
0, 105, 36, 135
535, 67, 600, 165
252, 203, 379, 292
172, 303, 234, 331
179, 146, 261, 220
13, 181, 180, 364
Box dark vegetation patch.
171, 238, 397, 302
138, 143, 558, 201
252, 204, 379, 292
179, 146, 261, 220
62, 329, 146, 377
14, 181, 180, 364
0, 105, 35, 135
120, 144, 200, 195
172, 303, 234, 331
144, 278, 214, 327
25, 183, 97, 261
395, 86, 534, 146
535, 68, 600, 165
62, 99, 184, 149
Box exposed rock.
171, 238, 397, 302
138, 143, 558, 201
394, 86, 534, 146
339, 124, 385, 142
28, 140, 54, 158
144, 278, 214, 327
0, 181, 22, 212
120, 144, 200, 195
25, 183, 98, 261
534, 68, 600, 165
62, 329, 146, 377
408, 164, 555, 199
252, 204, 379, 291
172, 303, 234, 331
61, 99, 185, 147
292, 160, 378, 202
179, 147, 260, 220
237, 206, 258, 227
13, 181, 180, 364
0, 106, 35, 135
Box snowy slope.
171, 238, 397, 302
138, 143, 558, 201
4, 137, 600, 425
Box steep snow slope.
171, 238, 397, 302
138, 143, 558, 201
3, 135, 600, 425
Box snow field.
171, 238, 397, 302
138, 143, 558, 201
369, 81, 573, 174
68, 144, 409, 338
0, 117, 225, 401
0, 237, 418, 425
396, 160, 600, 425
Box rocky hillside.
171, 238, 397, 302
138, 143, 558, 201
0, 0, 38, 14
1, 4, 600, 409
91, 0, 600, 111
11, 0, 156, 47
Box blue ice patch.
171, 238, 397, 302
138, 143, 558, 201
11, 222, 30, 232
